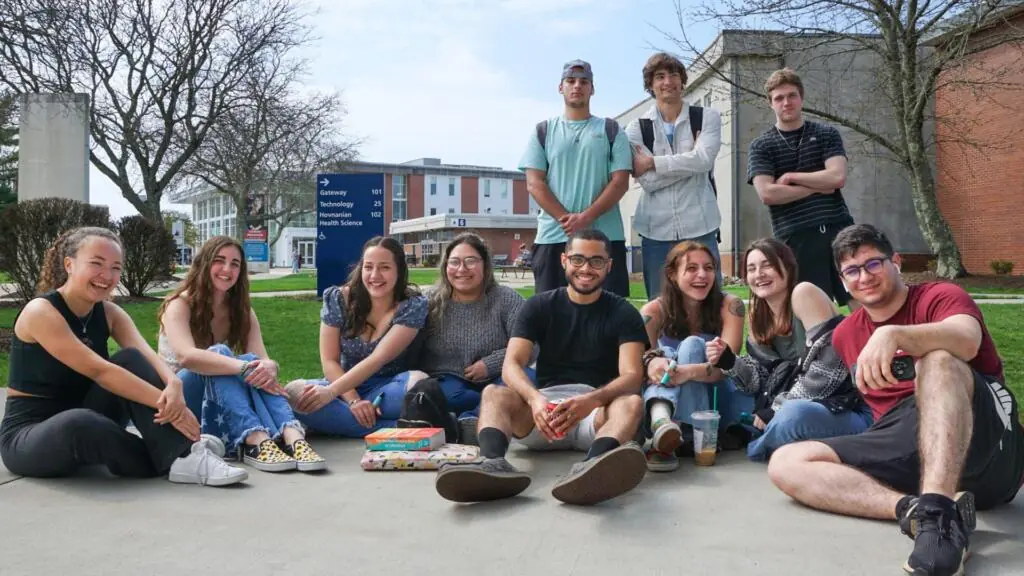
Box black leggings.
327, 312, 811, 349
0, 348, 193, 478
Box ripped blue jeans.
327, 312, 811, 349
179, 344, 302, 457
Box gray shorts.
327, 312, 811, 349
514, 384, 598, 452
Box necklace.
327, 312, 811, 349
775, 125, 805, 151
76, 307, 95, 348
568, 116, 593, 144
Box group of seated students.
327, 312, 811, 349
1, 224, 1021, 575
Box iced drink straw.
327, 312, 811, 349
713, 385, 718, 412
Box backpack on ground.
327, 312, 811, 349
639, 106, 720, 242
535, 117, 620, 161
397, 377, 459, 445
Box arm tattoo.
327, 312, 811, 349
642, 314, 653, 325
705, 363, 713, 376
728, 298, 746, 318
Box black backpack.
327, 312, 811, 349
397, 377, 458, 445
639, 106, 720, 242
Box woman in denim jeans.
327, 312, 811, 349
285, 236, 430, 437
640, 241, 752, 472
158, 236, 326, 473
706, 238, 872, 462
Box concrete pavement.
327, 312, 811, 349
0, 389, 1021, 575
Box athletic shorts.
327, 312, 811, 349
531, 241, 630, 298
821, 370, 1024, 509
779, 221, 852, 306
515, 384, 599, 452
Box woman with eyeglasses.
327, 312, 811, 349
705, 238, 871, 462
420, 233, 530, 445
639, 240, 751, 472
284, 236, 430, 437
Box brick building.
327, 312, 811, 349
346, 158, 537, 265
933, 6, 1024, 275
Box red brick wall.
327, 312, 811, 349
408, 175, 424, 219
512, 179, 529, 214
462, 177, 479, 214
935, 15, 1024, 275
474, 228, 536, 259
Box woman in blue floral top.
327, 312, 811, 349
286, 237, 430, 437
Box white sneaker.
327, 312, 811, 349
199, 434, 226, 458
168, 439, 249, 487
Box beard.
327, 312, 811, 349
567, 271, 603, 295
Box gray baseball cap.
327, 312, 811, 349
561, 59, 593, 81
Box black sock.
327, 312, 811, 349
895, 494, 916, 519
918, 493, 956, 512
478, 427, 510, 459
585, 437, 621, 461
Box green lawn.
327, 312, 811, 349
1, 296, 1020, 417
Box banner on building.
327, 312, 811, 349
244, 191, 269, 264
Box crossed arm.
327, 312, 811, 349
752, 156, 847, 206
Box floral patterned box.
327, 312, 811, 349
360, 444, 482, 471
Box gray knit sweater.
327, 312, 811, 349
419, 285, 525, 380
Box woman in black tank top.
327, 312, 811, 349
0, 227, 247, 487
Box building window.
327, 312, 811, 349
704, 92, 712, 107
392, 175, 407, 222
212, 219, 221, 237
484, 179, 491, 198
430, 176, 437, 196
448, 177, 455, 196
430, 208, 437, 216
500, 180, 508, 199
212, 198, 221, 219
448, 208, 455, 214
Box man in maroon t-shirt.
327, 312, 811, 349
767, 224, 1023, 576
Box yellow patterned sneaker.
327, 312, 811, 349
283, 439, 327, 472
242, 439, 296, 472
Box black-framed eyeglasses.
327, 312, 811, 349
446, 256, 481, 270
840, 257, 890, 281
566, 254, 608, 270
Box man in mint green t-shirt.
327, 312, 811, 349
519, 59, 633, 297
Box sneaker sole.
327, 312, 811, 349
435, 467, 531, 503
646, 458, 680, 473
168, 469, 249, 487
296, 460, 328, 472
653, 424, 683, 454
551, 445, 647, 505
243, 456, 297, 472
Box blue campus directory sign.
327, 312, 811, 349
316, 173, 386, 296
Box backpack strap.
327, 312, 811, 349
639, 118, 654, 152
535, 120, 549, 150
604, 117, 620, 162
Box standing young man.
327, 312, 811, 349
747, 68, 854, 306
626, 52, 723, 298
519, 60, 633, 297
768, 224, 1024, 576
434, 229, 648, 506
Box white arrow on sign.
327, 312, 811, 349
319, 178, 330, 187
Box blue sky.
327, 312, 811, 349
93, 0, 721, 217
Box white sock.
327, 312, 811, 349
650, 400, 673, 424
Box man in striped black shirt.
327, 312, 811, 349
747, 68, 854, 306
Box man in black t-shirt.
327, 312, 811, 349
747, 68, 854, 306
434, 229, 648, 506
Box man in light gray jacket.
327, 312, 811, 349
626, 52, 723, 299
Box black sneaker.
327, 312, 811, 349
899, 492, 977, 539
902, 497, 971, 575
434, 457, 531, 503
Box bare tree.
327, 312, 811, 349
0, 91, 16, 185
0, 0, 309, 222
182, 51, 358, 247
666, 0, 1024, 277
